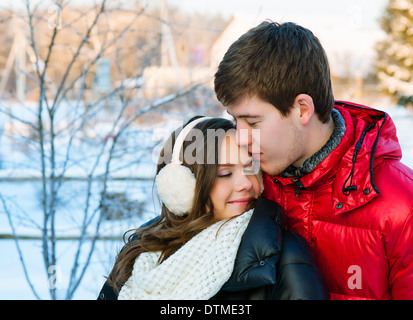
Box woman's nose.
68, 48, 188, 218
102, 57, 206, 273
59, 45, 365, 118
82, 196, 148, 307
236, 172, 254, 191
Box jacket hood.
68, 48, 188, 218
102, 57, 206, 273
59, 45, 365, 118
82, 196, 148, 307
338, 101, 401, 162
264, 101, 402, 214
220, 196, 284, 291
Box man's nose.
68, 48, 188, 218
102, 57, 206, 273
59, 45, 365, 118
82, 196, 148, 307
236, 125, 251, 147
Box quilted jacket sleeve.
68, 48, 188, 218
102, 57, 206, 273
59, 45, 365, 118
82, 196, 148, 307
388, 209, 413, 299
272, 230, 330, 300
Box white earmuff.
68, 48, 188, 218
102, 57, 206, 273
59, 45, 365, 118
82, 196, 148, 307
155, 117, 211, 216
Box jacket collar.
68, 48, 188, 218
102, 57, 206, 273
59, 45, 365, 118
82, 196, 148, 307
263, 101, 402, 215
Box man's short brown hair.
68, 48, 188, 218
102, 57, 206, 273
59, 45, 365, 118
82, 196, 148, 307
214, 21, 334, 123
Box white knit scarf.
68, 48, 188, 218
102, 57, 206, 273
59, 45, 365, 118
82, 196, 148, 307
118, 209, 253, 300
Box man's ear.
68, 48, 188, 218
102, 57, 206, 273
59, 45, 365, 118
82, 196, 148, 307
293, 94, 314, 125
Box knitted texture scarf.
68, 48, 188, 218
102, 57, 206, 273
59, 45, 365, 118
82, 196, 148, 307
118, 209, 253, 300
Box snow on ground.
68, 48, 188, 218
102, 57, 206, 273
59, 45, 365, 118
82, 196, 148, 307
0, 105, 412, 300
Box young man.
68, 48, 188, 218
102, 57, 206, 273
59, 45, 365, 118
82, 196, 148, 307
214, 21, 413, 300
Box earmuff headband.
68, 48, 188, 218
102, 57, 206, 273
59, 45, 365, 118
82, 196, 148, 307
155, 116, 211, 216
171, 117, 212, 164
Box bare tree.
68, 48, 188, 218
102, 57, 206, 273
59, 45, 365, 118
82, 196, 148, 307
0, 0, 217, 299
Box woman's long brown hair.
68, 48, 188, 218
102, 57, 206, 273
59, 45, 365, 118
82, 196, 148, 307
107, 117, 236, 293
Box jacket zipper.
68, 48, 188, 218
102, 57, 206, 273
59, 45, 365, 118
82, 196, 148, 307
293, 180, 305, 198
292, 179, 314, 244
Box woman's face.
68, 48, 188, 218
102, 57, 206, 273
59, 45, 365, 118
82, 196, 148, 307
210, 133, 261, 220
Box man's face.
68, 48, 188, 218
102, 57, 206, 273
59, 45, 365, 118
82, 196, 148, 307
227, 95, 305, 176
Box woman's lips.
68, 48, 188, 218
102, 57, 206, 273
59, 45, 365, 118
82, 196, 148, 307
228, 198, 252, 206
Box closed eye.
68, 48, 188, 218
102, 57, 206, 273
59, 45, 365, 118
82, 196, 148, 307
217, 165, 233, 178
217, 172, 232, 178
246, 121, 259, 127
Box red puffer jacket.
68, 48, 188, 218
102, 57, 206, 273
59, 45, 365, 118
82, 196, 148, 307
263, 101, 413, 300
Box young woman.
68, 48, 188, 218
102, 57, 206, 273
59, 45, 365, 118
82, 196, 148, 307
97, 116, 329, 300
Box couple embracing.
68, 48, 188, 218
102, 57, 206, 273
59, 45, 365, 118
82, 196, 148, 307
98, 21, 413, 300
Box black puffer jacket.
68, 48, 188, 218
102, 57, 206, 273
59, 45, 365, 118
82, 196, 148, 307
98, 197, 329, 300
